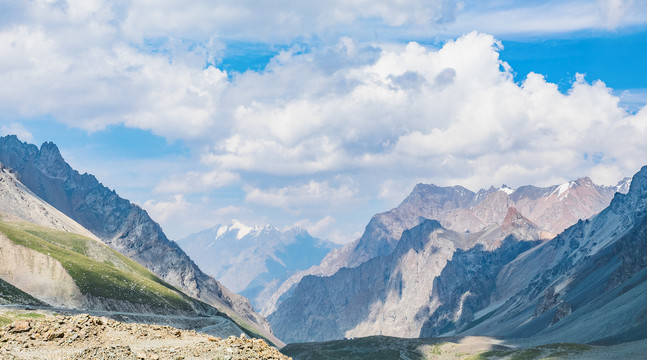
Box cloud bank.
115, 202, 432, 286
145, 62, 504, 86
1, 0, 646, 241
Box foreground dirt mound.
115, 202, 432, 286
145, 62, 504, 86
0, 312, 289, 360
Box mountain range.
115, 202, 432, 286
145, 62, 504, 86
0, 165, 241, 332
177, 221, 338, 311
4, 134, 647, 354
267, 173, 632, 343
0, 135, 279, 345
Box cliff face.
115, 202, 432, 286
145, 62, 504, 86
268, 213, 544, 343
409, 166, 647, 345
269, 167, 643, 344
266, 177, 625, 335
0, 135, 272, 338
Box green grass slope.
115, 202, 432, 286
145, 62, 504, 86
0, 219, 205, 314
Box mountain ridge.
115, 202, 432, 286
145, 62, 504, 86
0, 135, 276, 344
265, 174, 628, 329
268, 211, 545, 343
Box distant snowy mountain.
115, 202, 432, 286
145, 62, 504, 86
177, 221, 338, 311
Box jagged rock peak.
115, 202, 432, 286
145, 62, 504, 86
502, 206, 537, 232
210, 220, 311, 241
626, 165, 647, 197
574, 176, 594, 185
406, 183, 475, 199
36, 141, 71, 180
39, 141, 62, 157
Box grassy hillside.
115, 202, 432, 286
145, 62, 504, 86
0, 278, 48, 307
0, 219, 199, 312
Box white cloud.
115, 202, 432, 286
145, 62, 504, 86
292, 215, 336, 236
121, 0, 459, 43
199, 31, 646, 193
1, 123, 34, 143
244, 180, 358, 211
153, 170, 239, 194
143, 194, 190, 224
448, 0, 647, 36
2, 0, 647, 242
142, 194, 250, 239
598, 0, 639, 29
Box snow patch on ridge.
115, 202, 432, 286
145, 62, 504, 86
216, 225, 228, 239
551, 181, 576, 199
231, 220, 254, 240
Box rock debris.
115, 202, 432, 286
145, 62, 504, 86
0, 313, 290, 360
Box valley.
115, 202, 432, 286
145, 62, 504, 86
2, 135, 647, 359
3, 2, 647, 358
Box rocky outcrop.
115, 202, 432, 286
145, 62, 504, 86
0, 135, 271, 337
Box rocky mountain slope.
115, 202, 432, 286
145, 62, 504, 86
445, 165, 647, 345
0, 135, 274, 342
344, 177, 626, 271
0, 165, 97, 239
0, 168, 225, 317
266, 176, 628, 329
268, 208, 545, 343
0, 156, 275, 341
177, 221, 337, 311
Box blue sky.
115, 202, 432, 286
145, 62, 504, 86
1, 0, 647, 243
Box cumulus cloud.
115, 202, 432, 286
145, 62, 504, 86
1, 123, 34, 143
153, 170, 239, 194
244, 180, 358, 211
292, 215, 336, 237
448, 0, 647, 35
2, 0, 647, 241
143, 194, 250, 239
121, 0, 459, 42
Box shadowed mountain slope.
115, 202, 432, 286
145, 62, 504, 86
0, 135, 277, 344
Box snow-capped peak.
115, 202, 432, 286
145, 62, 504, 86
231, 219, 254, 239
552, 181, 576, 198
499, 184, 515, 195
215, 225, 228, 239
212, 220, 262, 240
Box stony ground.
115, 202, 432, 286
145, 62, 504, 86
0, 310, 290, 360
